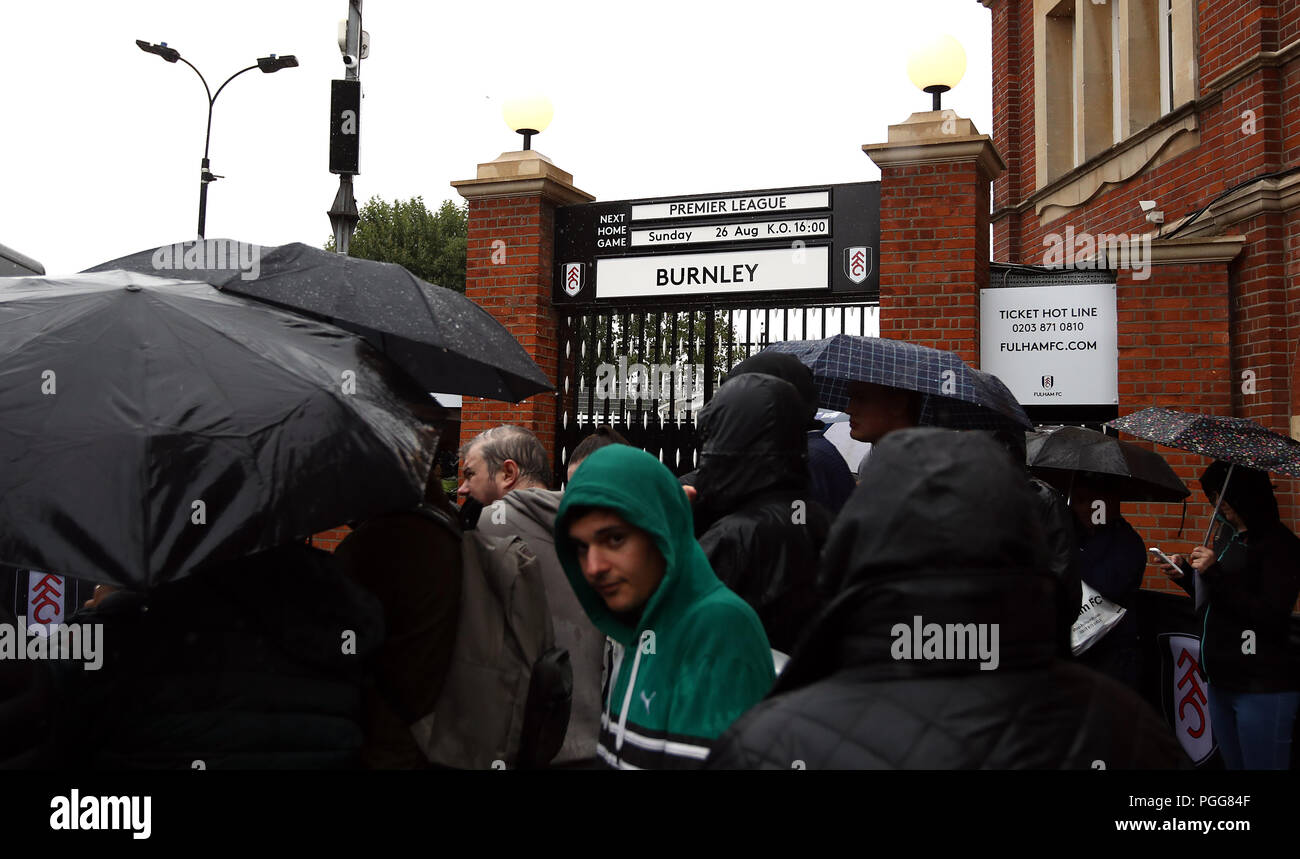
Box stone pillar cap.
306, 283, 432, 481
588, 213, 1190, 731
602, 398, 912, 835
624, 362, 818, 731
452, 149, 594, 205
863, 110, 1006, 179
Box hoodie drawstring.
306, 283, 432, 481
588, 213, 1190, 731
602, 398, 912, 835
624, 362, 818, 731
615, 641, 645, 757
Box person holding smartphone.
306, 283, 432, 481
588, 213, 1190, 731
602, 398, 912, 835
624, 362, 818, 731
1154, 462, 1300, 769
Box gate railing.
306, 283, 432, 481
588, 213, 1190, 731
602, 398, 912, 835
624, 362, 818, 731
555, 298, 879, 486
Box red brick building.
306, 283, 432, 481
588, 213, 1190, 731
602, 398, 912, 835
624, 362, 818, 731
981, 0, 1300, 592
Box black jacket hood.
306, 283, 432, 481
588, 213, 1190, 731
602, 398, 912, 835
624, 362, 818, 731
1199, 461, 1281, 531
726, 351, 822, 430
695, 373, 810, 515
775, 427, 1058, 693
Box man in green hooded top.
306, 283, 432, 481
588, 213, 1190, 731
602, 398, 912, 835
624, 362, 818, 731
554, 444, 775, 769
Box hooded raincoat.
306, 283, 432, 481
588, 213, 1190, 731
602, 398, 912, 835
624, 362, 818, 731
554, 445, 774, 769
694, 373, 832, 654
706, 429, 1183, 769
1176, 463, 1300, 693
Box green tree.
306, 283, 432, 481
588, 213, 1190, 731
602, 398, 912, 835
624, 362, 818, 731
326, 196, 468, 292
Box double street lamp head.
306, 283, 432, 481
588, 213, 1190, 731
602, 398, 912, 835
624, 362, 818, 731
135, 39, 179, 63
257, 54, 299, 73
134, 39, 298, 238
135, 40, 298, 74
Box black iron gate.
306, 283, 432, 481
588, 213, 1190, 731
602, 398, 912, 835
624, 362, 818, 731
554, 294, 878, 487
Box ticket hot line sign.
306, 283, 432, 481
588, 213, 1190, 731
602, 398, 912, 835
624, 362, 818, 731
553, 183, 880, 302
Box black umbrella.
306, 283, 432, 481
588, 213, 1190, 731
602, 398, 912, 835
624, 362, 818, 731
1026, 425, 1189, 502
763, 334, 1031, 431
0, 270, 439, 588
87, 239, 553, 403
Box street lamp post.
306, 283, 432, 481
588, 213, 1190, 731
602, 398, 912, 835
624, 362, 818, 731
136, 40, 298, 238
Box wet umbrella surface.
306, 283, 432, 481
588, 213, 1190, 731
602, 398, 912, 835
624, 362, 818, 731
1108, 407, 1300, 478
0, 270, 439, 588
1109, 405, 1300, 553
764, 334, 1031, 432
88, 240, 552, 402
1026, 425, 1189, 502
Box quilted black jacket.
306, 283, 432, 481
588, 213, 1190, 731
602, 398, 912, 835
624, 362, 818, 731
705, 428, 1184, 770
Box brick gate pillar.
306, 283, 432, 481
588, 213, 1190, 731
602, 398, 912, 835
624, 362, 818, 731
451, 150, 594, 464
863, 112, 1005, 366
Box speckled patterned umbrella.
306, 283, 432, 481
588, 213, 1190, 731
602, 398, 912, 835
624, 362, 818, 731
1108, 406, 1300, 551
1107, 407, 1300, 478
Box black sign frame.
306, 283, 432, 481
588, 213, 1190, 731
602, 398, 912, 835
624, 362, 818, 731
553, 181, 879, 304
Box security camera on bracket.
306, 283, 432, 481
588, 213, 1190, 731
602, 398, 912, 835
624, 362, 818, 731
1139, 200, 1164, 225
337, 20, 369, 70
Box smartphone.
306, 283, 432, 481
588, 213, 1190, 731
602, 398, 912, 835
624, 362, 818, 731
1148, 546, 1179, 568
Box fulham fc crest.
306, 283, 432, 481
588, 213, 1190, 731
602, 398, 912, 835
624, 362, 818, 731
563, 262, 584, 297
1158, 633, 1216, 765
844, 247, 872, 285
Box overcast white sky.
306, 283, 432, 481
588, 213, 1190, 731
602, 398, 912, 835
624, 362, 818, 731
5, 0, 991, 274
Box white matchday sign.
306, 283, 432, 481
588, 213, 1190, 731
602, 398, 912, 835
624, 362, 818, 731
597, 246, 829, 299
980, 284, 1118, 405
631, 217, 830, 247
631, 191, 829, 221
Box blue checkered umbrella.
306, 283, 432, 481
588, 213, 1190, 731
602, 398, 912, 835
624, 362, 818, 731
763, 335, 1031, 431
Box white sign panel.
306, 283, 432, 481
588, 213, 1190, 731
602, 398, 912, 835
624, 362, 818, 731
596, 246, 829, 299
631, 191, 829, 221
631, 217, 829, 247
979, 284, 1118, 405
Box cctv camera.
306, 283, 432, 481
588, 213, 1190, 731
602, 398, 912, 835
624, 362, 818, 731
1138, 200, 1158, 213
1145, 210, 1165, 225
342, 54, 358, 68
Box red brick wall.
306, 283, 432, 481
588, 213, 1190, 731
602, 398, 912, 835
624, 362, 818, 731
1281, 0, 1300, 47
989, 0, 1299, 260
983, 0, 1300, 592
990, 0, 1028, 262
311, 526, 352, 553
878, 160, 990, 366
1111, 264, 1233, 593
1198, 0, 1278, 86
459, 194, 560, 473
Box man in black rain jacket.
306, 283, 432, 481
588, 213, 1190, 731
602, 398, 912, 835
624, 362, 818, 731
706, 428, 1183, 769
692, 373, 832, 655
